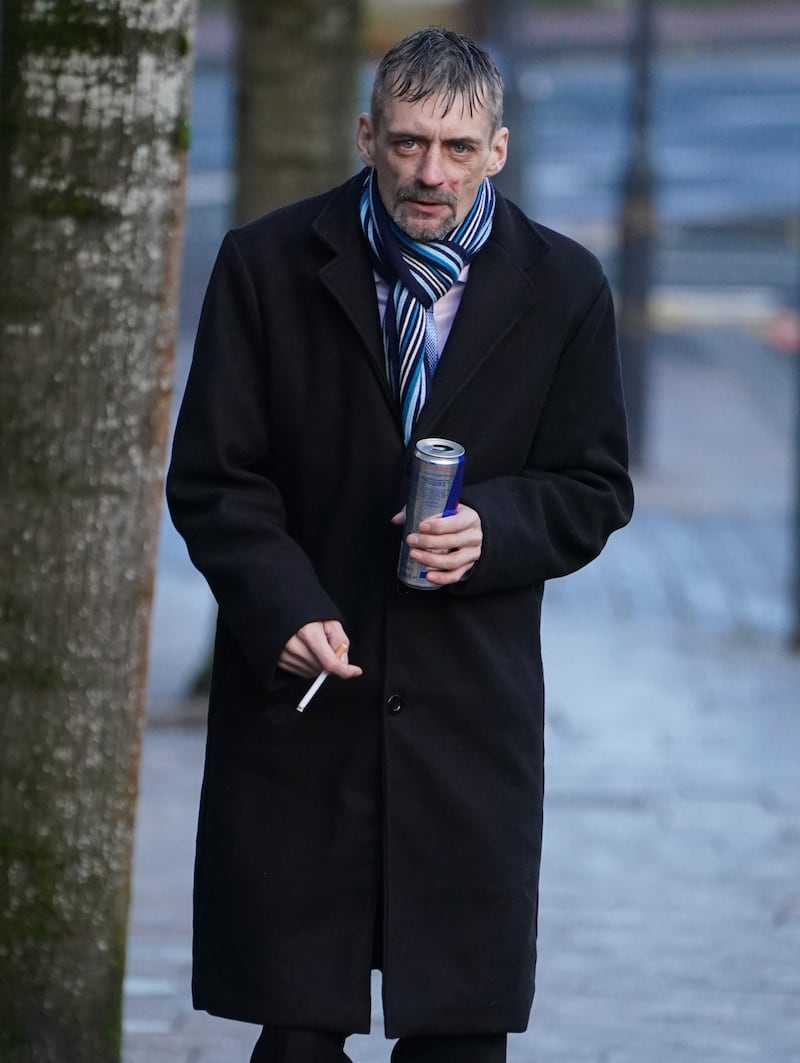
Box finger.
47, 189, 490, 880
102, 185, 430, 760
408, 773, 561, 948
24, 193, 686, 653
422, 562, 475, 586
322, 620, 349, 657
281, 622, 360, 679
410, 545, 481, 573
390, 507, 406, 526
288, 627, 323, 659
410, 533, 482, 555
319, 643, 363, 679
316, 621, 363, 678
316, 624, 349, 670
418, 540, 479, 581
418, 509, 478, 535
278, 636, 321, 678
409, 526, 483, 556
280, 646, 362, 680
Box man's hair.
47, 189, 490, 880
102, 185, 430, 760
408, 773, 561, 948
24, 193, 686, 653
370, 27, 504, 132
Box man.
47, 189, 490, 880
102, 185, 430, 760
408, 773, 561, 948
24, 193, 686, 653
167, 27, 633, 1063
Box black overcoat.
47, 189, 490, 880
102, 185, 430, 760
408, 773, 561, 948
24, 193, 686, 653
166, 171, 633, 1038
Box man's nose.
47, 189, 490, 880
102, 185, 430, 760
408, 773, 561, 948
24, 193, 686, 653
416, 147, 446, 187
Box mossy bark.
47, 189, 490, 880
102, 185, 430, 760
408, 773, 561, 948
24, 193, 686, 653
233, 0, 363, 225
0, 1, 197, 1059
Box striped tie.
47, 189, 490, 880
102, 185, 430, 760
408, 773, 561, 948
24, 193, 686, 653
360, 170, 496, 444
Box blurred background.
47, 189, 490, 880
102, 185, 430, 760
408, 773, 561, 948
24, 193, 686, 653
130, 2, 800, 1060
149, 0, 800, 708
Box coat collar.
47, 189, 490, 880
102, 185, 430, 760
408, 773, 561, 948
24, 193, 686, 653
314, 173, 394, 414
313, 171, 552, 449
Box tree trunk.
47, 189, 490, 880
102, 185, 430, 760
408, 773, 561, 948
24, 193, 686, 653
234, 0, 362, 225
0, 2, 196, 1059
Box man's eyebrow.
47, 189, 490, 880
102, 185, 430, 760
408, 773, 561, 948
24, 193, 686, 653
385, 128, 425, 140
386, 130, 483, 146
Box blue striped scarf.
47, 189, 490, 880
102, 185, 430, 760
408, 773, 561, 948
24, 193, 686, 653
359, 169, 496, 443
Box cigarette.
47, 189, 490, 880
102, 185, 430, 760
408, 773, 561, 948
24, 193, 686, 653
295, 644, 347, 713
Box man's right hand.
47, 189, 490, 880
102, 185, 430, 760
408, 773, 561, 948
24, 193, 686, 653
278, 619, 363, 680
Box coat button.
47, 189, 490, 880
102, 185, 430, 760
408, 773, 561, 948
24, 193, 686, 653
386, 694, 404, 715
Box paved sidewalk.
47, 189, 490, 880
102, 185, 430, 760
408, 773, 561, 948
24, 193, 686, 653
126, 621, 800, 1063
126, 315, 800, 1061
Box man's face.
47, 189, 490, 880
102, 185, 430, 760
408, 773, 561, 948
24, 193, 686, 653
357, 92, 508, 242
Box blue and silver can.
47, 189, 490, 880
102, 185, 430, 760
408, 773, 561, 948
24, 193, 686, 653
398, 438, 466, 590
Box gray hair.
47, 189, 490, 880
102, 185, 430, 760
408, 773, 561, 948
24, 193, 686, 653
370, 27, 504, 132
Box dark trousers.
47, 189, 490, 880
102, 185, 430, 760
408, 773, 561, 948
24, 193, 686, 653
250, 1028, 508, 1063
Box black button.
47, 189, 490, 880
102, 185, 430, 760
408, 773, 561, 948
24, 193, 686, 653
386, 694, 404, 715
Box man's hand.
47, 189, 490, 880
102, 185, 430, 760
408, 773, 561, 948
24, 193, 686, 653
278, 619, 363, 680
391, 503, 483, 586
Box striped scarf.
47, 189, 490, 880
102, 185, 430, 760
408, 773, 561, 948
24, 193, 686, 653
359, 169, 496, 443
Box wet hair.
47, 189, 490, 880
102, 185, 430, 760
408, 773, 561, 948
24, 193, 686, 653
370, 27, 504, 132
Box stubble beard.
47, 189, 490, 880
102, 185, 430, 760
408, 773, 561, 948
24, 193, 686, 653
393, 185, 458, 243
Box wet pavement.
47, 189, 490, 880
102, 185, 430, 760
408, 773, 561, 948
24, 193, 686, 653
126, 613, 800, 1062
127, 604, 800, 1063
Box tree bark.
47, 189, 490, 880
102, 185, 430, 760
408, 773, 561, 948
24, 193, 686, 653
0, 2, 196, 1059
234, 0, 362, 225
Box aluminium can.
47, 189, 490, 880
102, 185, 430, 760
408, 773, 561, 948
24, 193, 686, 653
397, 438, 466, 590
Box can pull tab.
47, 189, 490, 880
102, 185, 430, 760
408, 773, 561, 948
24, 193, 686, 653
431, 444, 455, 453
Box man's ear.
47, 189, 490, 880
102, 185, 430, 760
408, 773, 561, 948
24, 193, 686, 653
486, 127, 509, 177
356, 114, 375, 167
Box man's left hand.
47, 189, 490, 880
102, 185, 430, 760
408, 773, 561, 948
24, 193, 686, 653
391, 504, 483, 585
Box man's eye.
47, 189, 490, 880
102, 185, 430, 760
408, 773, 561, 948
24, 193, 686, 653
396, 139, 416, 150
451, 143, 469, 155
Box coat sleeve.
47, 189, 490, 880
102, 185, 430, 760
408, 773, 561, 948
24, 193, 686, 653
166, 231, 342, 687
454, 275, 634, 596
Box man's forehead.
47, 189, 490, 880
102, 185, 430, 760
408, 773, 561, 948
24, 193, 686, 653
381, 91, 494, 133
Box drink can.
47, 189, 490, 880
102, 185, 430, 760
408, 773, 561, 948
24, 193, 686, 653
398, 438, 465, 590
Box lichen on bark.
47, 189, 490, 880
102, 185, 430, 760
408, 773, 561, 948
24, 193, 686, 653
0, 1, 198, 1058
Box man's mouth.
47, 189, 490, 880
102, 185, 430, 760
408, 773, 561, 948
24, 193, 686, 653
399, 188, 456, 211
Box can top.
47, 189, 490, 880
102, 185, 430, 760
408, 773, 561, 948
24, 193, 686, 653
414, 437, 465, 463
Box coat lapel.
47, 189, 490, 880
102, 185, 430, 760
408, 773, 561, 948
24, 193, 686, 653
313, 175, 399, 424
